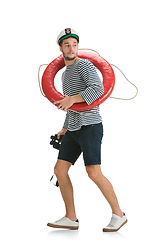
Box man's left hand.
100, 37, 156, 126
54, 95, 74, 111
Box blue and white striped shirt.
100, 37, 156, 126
62, 58, 104, 131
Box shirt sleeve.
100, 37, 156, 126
78, 60, 104, 105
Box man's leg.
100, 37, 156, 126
86, 164, 123, 217
54, 159, 77, 221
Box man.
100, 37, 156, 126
47, 28, 127, 232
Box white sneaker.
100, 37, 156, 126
103, 213, 127, 232
47, 216, 79, 230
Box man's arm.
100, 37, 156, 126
54, 94, 85, 111
71, 93, 85, 104
55, 94, 85, 136
78, 60, 104, 105
57, 127, 67, 139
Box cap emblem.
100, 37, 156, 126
65, 28, 71, 35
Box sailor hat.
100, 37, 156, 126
57, 28, 79, 45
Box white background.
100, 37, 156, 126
1, 0, 160, 239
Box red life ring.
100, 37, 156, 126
42, 50, 115, 111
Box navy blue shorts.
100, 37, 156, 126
58, 123, 103, 166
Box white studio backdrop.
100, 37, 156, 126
0, 0, 160, 239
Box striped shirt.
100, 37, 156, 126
62, 58, 104, 131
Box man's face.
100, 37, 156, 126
60, 37, 78, 61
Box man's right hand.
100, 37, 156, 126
57, 128, 67, 140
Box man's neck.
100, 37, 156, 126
64, 57, 79, 67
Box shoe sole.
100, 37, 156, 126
47, 223, 79, 230
103, 219, 128, 232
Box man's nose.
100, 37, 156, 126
69, 45, 73, 51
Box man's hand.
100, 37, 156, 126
54, 94, 85, 111
54, 95, 74, 111
57, 128, 67, 140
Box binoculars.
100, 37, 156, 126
50, 134, 64, 150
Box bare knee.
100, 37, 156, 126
87, 171, 97, 183
54, 160, 71, 178
86, 165, 102, 184
54, 163, 64, 178
54, 164, 61, 178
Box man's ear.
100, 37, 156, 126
59, 46, 62, 52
